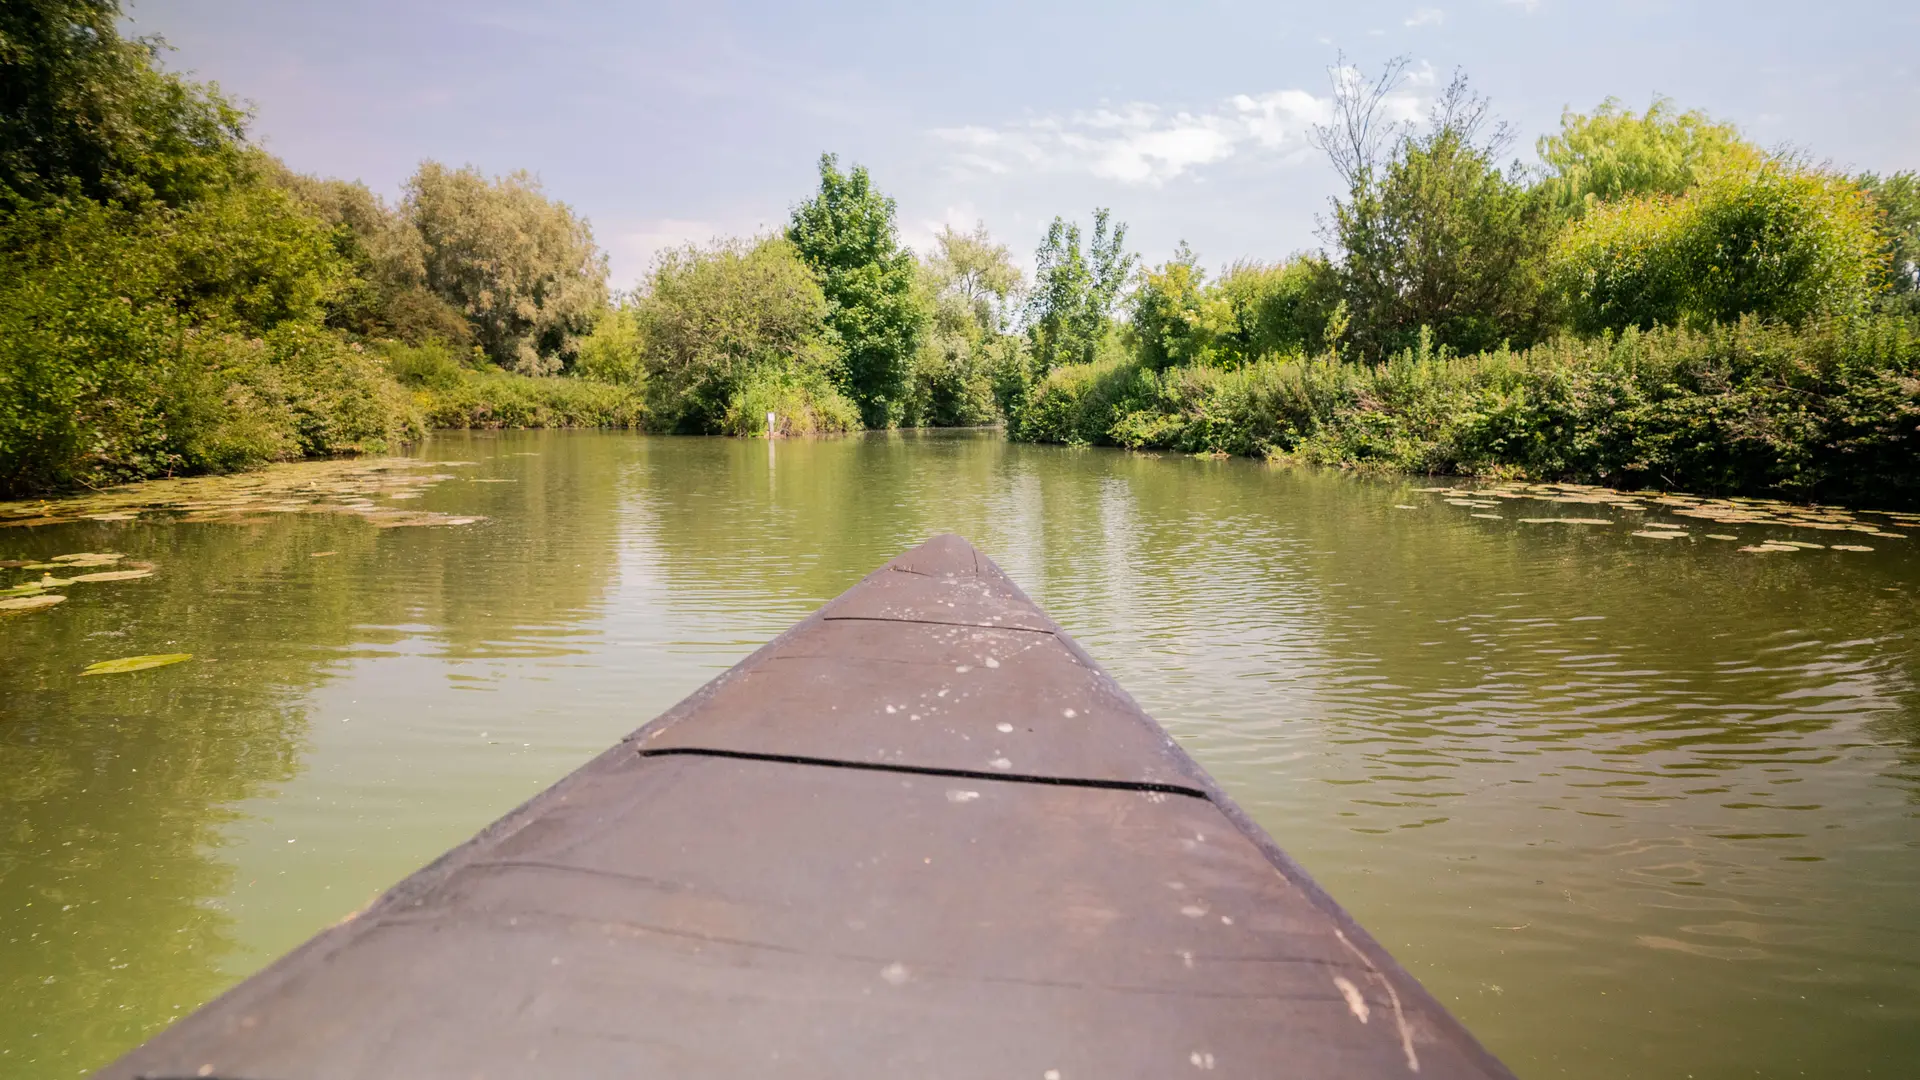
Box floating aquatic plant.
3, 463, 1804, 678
0, 458, 486, 530
80, 653, 193, 676
0, 594, 65, 613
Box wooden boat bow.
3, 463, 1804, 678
101, 534, 1514, 1079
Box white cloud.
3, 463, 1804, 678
931, 89, 1339, 188
1504, 0, 1541, 11
1404, 7, 1445, 27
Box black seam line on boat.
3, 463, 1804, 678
636, 746, 1209, 799
820, 615, 1057, 634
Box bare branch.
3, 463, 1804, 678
1309, 53, 1413, 190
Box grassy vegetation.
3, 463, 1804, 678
1013, 315, 1920, 507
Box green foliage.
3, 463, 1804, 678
1537, 96, 1762, 214
379, 339, 471, 391
902, 324, 1001, 428
1323, 73, 1551, 358
1026, 208, 1135, 374
572, 302, 647, 386
923, 222, 1023, 333
720, 366, 862, 436
1010, 315, 1920, 507
1132, 251, 1343, 372
404, 162, 608, 375
904, 223, 1022, 427
415, 368, 647, 431
636, 237, 837, 433
785, 154, 924, 427
1131, 243, 1215, 370
1554, 164, 1883, 332
1858, 171, 1920, 314
0, 0, 248, 207
0, 192, 419, 494
270, 166, 470, 344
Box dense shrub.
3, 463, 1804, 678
719, 367, 862, 436
1554, 165, 1883, 333
1131, 250, 1340, 371
637, 237, 839, 433
404, 163, 609, 375
417, 369, 647, 431
0, 194, 419, 494
1011, 316, 1920, 507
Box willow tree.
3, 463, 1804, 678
404, 163, 608, 375
1537, 96, 1763, 214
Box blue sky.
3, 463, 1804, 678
141, 0, 1920, 289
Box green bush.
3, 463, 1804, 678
637, 237, 839, 433
1554, 165, 1883, 333
719, 367, 862, 436
380, 339, 472, 391
0, 194, 410, 494
1011, 316, 1920, 507
417, 370, 647, 431
573, 304, 647, 387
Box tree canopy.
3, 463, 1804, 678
786, 154, 924, 427
0, 0, 248, 207
404, 163, 608, 375
1026, 208, 1135, 372
1537, 96, 1762, 214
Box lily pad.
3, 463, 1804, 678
70, 568, 154, 582
1631, 531, 1684, 540
1705, 534, 1738, 541
1831, 544, 1875, 552
52, 552, 124, 565
0, 594, 65, 613
1738, 543, 1799, 553
80, 653, 193, 676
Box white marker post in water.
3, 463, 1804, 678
766, 411, 777, 438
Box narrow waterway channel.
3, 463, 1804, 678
3, 429, 1917, 1078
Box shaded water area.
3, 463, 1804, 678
3, 429, 1918, 1078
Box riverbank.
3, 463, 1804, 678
1008, 314, 1920, 509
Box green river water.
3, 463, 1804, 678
3, 429, 1918, 1077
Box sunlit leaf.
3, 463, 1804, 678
70, 568, 154, 582
0, 594, 65, 613
79, 653, 193, 676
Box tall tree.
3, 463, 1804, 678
637, 237, 836, 433
1857, 171, 1920, 314
1317, 67, 1550, 358
1537, 97, 1762, 214
786, 154, 924, 427
1026, 208, 1135, 372
924, 222, 1023, 334
0, 0, 247, 207
403, 162, 607, 375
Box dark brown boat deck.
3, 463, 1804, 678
101, 535, 1513, 1079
